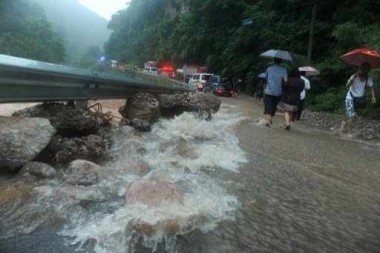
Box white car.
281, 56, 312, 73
188, 73, 213, 91
143, 67, 158, 75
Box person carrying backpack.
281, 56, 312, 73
341, 62, 377, 134
345, 62, 376, 118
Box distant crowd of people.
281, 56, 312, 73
260, 58, 376, 131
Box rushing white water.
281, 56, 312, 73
2, 104, 247, 253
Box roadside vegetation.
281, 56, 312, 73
105, 0, 380, 116
0, 0, 379, 117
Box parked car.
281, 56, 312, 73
188, 73, 213, 91
209, 75, 222, 90
211, 76, 235, 97
213, 83, 226, 96
143, 67, 159, 75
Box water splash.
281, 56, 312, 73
3, 104, 247, 253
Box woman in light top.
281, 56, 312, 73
345, 62, 376, 118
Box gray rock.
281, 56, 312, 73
158, 92, 221, 118
48, 134, 107, 164
20, 162, 57, 179
125, 180, 183, 207
130, 118, 152, 132
12, 103, 107, 136
0, 117, 56, 173
125, 180, 185, 235
119, 92, 161, 124
64, 159, 99, 186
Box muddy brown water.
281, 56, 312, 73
1, 95, 379, 253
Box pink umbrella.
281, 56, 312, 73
340, 48, 380, 69
298, 66, 320, 76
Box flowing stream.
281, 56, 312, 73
1, 96, 379, 253
0, 103, 247, 253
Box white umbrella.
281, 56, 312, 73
298, 66, 320, 76
260, 49, 293, 62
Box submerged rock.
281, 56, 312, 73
158, 92, 221, 118
125, 180, 183, 207
47, 134, 107, 165
20, 162, 57, 179
125, 180, 185, 235
64, 159, 99, 186
130, 118, 152, 132
12, 103, 106, 137
0, 116, 56, 173
119, 92, 161, 124
129, 160, 151, 176
0, 185, 34, 205
131, 218, 182, 236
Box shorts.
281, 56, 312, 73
264, 94, 281, 116
345, 98, 357, 118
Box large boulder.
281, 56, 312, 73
125, 180, 186, 236
0, 117, 56, 173
47, 134, 107, 165
125, 180, 183, 207
119, 92, 161, 124
12, 103, 106, 137
158, 92, 221, 118
20, 162, 57, 179
63, 159, 99, 186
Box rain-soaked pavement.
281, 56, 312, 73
201, 95, 380, 253
0, 95, 379, 253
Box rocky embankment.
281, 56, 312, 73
0, 91, 221, 239
301, 110, 380, 141
119, 92, 221, 130
0, 92, 220, 176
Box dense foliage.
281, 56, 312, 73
106, 0, 380, 114
0, 0, 65, 63
30, 0, 111, 67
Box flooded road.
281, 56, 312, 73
1, 96, 379, 253
204, 96, 380, 253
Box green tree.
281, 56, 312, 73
105, 0, 380, 113
0, 0, 65, 63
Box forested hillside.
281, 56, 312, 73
30, 0, 111, 66
106, 0, 380, 114
0, 0, 65, 63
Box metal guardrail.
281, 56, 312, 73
0, 54, 195, 103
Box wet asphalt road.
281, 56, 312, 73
199, 95, 380, 253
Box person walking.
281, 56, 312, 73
341, 62, 377, 132
263, 58, 288, 127
281, 69, 305, 130
296, 71, 311, 120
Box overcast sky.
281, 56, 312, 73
79, 0, 129, 20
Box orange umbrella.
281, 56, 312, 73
340, 48, 380, 69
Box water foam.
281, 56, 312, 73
14, 104, 247, 252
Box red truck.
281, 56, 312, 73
160, 64, 175, 78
